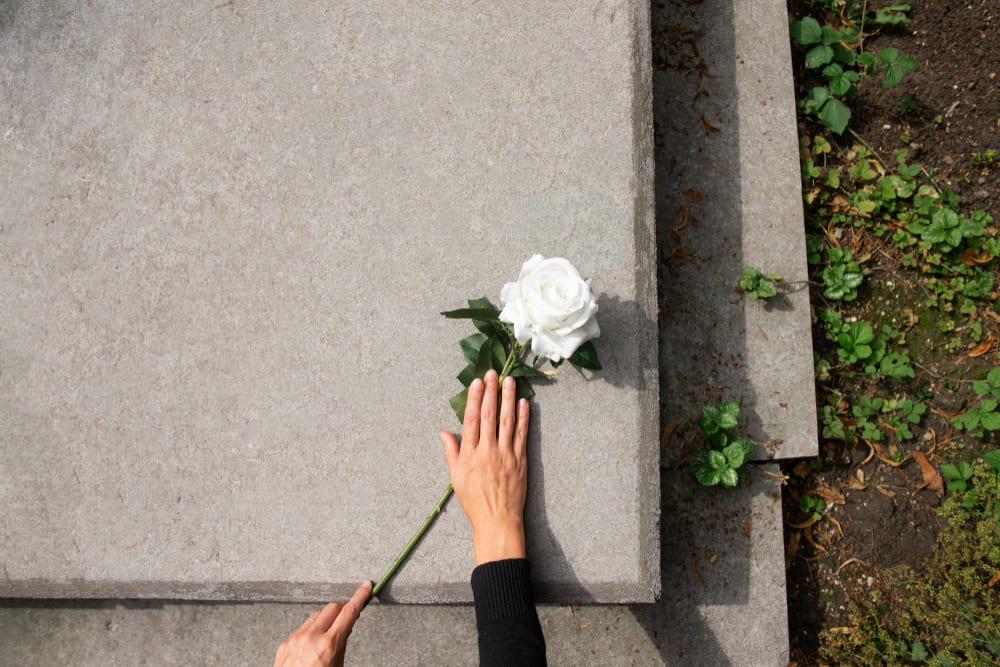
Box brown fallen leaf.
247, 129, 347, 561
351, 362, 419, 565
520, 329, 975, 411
932, 406, 963, 420
699, 110, 721, 133
673, 249, 695, 261
968, 331, 996, 358
792, 460, 812, 478
785, 530, 801, 569
913, 451, 944, 495
683, 189, 704, 203
989, 571, 1000, 588
660, 421, 679, 453
960, 247, 995, 266
813, 485, 846, 506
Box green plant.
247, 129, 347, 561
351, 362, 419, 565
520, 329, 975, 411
954, 368, 1000, 432
737, 265, 784, 300
790, 6, 918, 134
822, 247, 864, 301
800, 493, 827, 520
837, 320, 874, 364
973, 149, 997, 166
691, 402, 753, 488
942, 460, 975, 493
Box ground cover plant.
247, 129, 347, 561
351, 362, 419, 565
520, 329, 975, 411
783, 0, 1000, 663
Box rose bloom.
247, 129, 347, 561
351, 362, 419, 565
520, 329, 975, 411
499, 255, 600, 362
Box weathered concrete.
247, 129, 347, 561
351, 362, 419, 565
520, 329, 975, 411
656, 0, 819, 465
0, 0, 814, 660
0, 466, 788, 666
0, 1, 658, 602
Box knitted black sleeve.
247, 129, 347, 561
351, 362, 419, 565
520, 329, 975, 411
471, 559, 547, 667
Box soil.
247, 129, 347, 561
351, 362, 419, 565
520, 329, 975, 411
783, 0, 1000, 662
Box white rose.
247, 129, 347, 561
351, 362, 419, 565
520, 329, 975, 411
498, 255, 600, 362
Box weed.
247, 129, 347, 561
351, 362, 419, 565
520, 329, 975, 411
737, 265, 783, 300
691, 402, 753, 488
822, 247, 864, 301
790, 6, 918, 134
972, 149, 996, 166
800, 493, 827, 520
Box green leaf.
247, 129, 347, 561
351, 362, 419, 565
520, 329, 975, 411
708, 450, 727, 471
441, 307, 501, 321
790, 17, 822, 45
474, 338, 500, 379
881, 64, 903, 87
515, 379, 535, 401
450, 387, 469, 422
982, 398, 999, 413
508, 364, 545, 378
981, 412, 1000, 431
718, 402, 740, 429
568, 340, 602, 370
878, 47, 900, 63
820, 98, 851, 135
720, 468, 739, 488
695, 465, 721, 486
988, 367, 1000, 388
457, 363, 476, 387
940, 463, 960, 480
805, 45, 835, 68
898, 53, 920, 71
974, 380, 991, 396
723, 442, 746, 469
983, 449, 1000, 471
959, 461, 975, 479
459, 333, 488, 364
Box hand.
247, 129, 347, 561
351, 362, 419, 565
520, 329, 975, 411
273, 580, 372, 667
442, 369, 530, 565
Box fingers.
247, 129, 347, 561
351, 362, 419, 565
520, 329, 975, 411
497, 376, 516, 449
328, 580, 373, 638
513, 398, 529, 459
312, 600, 344, 633
441, 430, 460, 473
461, 377, 484, 451
479, 370, 499, 446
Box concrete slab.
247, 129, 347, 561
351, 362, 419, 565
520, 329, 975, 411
0, 1, 658, 601
656, 0, 819, 464
0, 466, 789, 666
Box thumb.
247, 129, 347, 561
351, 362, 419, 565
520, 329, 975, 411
441, 430, 460, 473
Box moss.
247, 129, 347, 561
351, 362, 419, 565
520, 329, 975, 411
821, 464, 1000, 665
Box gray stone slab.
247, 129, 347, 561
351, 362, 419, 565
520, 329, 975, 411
656, 0, 819, 464
0, 1, 658, 601
0, 466, 788, 666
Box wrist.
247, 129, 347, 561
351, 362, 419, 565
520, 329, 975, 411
472, 519, 526, 565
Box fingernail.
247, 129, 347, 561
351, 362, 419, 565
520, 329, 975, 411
503, 376, 515, 388
471, 378, 482, 389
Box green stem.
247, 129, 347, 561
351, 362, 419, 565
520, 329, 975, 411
368, 343, 527, 602
369, 483, 455, 601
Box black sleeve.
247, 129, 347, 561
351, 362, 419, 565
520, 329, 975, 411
471, 558, 547, 667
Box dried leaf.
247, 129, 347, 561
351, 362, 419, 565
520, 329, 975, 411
660, 421, 679, 453
989, 571, 1000, 588
683, 189, 704, 203
792, 460, 812, 478
912, 451, 944, 495
813, 485, 846, 506
902, 308, 919, 327
932, 407, 963, 419
699, 110, 721, 133
968, 331, 996, 358
960, 247, 994, 266
673, 249, 695, 261
785, 530, 801, 569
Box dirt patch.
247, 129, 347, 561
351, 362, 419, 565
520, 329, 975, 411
784, 0, 1000, 662
852, 0, 1000, 224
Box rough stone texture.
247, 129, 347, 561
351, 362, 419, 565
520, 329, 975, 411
0, 466, 788, 666
0, 1, 658, 602
656, 0, 819, 465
